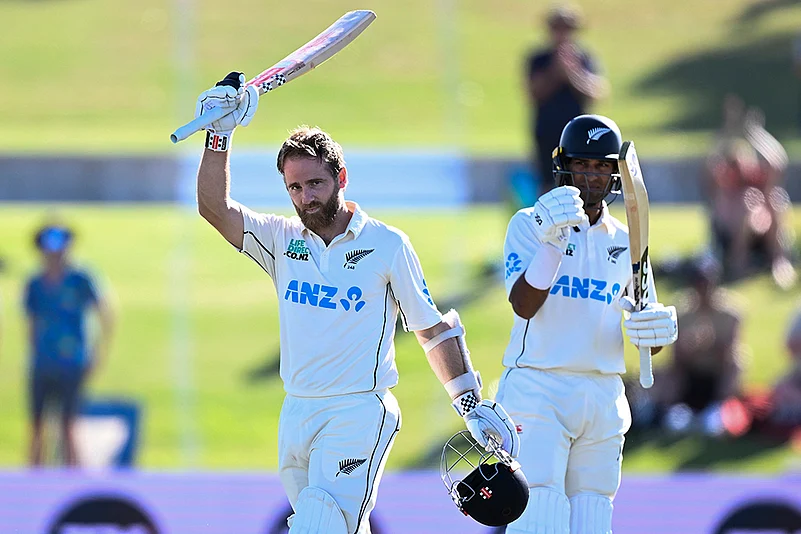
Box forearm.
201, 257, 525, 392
197, 149, 233, 222
509, 277, 549, 319
93, 302, 115, 366
509, 244, 563, 319
416, 323, 469, 385
415, 312, 482, 403
567, 69, 608, 100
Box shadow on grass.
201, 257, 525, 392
635, 31, 800, 138
624, 427, 788, 471
734, 0, 801, 26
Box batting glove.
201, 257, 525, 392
454, 393, 520, 458
621, 297, 678, 348
195, 72, 259, 151
531, 186, 588, 252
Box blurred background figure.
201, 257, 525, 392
761, 306, 801, 438
24, 224, 114, 467
523, 3, 609, 199
629, 255, 748, 437
704, 96, 796, 289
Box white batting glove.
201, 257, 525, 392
195, 72, 259, 151
453, 393, 520, 458
620, 297, 678, 348
531, 186, 588, 252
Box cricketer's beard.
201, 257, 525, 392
294, 185, 341, 234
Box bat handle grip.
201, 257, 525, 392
639, 346, 654, 389
170, 106, 232, 144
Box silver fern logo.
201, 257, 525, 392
587, 127, 612, 144
607, 245, 627, 264
344, 249, 375, 270
337, 458, 366, 477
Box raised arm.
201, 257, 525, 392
193, 72, 260, 248
505, 187, 587, 319
197, 150, 246, 249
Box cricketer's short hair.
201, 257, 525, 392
276, 126, 346, 180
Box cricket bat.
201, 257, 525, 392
170, 10, 376, 143
618, 141, 655, 389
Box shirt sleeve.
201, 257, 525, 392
389, 235, 442, 332
503, 211, 543, 297
240, 206, 282, 279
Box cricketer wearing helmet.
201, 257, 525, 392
192, 72, 519, 534
497, 114, 678, 534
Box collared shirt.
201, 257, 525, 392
240, 201, 442, 397
502, 203, 648, 374
24, 268, 99, 371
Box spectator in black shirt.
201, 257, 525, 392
525, 4, 609, 196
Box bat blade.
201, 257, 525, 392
170, 10, 376, 144
247, 10, 376, 95
618, 140, 655, 388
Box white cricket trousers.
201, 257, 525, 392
278, 389, 401, 534
496, 367, 631, 531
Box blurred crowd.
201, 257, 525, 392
627, 254, 801, 447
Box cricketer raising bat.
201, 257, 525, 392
618, 141, 655, 389
170, 10, 376, 144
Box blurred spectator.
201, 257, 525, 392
629, 256, 748, 436
705, 96, 795, 289
524, 3, 609, 198
731, 306, 801, 445
25, 224, 114, 467
767, 307, 801, 430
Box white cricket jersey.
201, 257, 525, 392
239, 201, 442, 397
502, 203, 648, 374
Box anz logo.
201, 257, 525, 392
284, 280, 366, 312
505, 253, 523, 279
549, 275, 621, 304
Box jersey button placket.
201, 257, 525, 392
320, 248, 329, 272
586, 228, 597, 262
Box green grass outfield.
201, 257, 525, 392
0, 204, 799, 473
2, 0, 801, 155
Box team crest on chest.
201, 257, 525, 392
607, 245, 627, 264
344, 248, 374, 269
285, 239, 310, 261
565, 243, 576, 257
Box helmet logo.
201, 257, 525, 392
480, 487, 493, 500
587, 127, 612, 144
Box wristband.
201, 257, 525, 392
452, 390, 481, 417
523, 244, 563, 290
444, 371, 482, 400
205, 131, 231, 152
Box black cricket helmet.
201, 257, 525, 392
552, 114, 623, 205
441, 430, 529, 527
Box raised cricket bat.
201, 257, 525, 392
170, 10, 376, 144
618, 141, 655, 389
